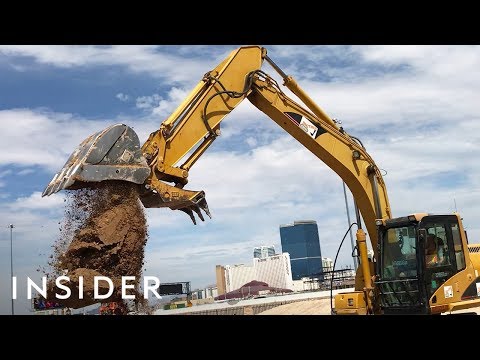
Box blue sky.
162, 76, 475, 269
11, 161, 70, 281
1, 45, 479, 315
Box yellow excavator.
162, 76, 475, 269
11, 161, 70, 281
42, 46, 480, 315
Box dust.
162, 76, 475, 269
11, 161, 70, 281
45, 181, 148, 310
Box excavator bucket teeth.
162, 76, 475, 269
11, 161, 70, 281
178, 202, 212, 225
179, 208, 197, 225
139, 183, 212, 224
197, 197, 212, 219
42, 124, 151, 197
191, 204, 205, 222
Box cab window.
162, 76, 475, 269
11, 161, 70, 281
451, 223, 466, 271
425, 224, 450, 268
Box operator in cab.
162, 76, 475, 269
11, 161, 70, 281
425, 233, 445, 266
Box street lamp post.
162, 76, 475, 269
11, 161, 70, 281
9, 224, 14, 315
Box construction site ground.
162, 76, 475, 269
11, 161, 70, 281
154, 287, 480, 315
154, 288, 350, 315
258, 297, 333, 315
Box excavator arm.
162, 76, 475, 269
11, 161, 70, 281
138, 46, 267, 222
140, 45, 392, 246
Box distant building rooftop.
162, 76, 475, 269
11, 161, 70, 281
280, 220, 317, 228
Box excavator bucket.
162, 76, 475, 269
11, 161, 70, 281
42, 123, 151, 197
42, 123, 211, 225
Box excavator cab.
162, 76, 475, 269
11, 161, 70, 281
375, 216, 425, 314
375, 213, 478, 314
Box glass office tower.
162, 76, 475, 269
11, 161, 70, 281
280, 220, 323, 280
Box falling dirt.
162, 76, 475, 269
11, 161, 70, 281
44, 181, 148, 310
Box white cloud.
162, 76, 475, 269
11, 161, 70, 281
0, 45, 221, 85
245, 136, 257, 147
0, 109, 112, 171
355, 45, 480, 80
0, 108, 169, 176
136, 94, 161, 109
0, 197, 65, 258
0, 191, 66, 240
0, 170, 13, 195
151, 87, 191, 117
116, 93, 129, 102
10, 191, 65, 210
9, 63, 27, 72
132, 88, 192, 119
189, 136, 336, 209
0, 169, 12, 178
17, 168, 35, 176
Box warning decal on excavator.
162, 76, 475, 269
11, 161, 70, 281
300, 118, 318, 138
444, 285, 454, 298
284, 112, 323, 139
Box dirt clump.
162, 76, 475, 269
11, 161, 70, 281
45, 181, 148, 310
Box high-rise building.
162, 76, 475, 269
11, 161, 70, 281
253, 245, 276, 259
217, 253, 294, 293
280, 220, 323, 280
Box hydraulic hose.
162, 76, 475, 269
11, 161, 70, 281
330, 222, 358, 315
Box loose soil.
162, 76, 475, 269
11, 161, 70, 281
44, 181, 148, 310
